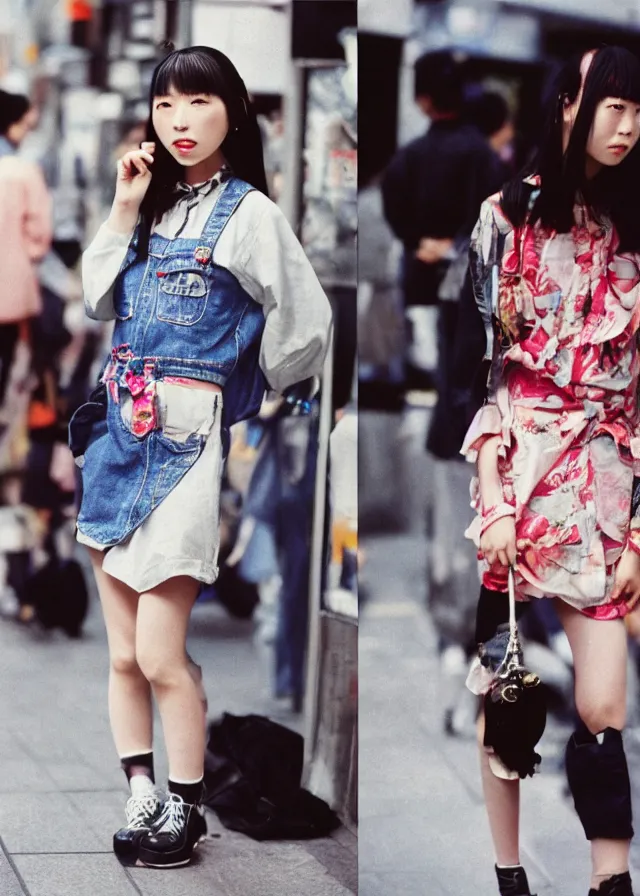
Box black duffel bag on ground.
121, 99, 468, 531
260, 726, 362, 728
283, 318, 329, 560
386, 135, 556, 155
203, 712, 340, 840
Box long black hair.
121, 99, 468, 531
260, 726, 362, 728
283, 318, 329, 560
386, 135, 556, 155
138, 45, 268, 253
501, 46, 640, 251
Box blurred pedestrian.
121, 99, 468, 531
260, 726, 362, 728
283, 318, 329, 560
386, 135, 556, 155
463, 46, 640, 896
381, 49, 501, 393
465, 90, 516, 185
382, 53, 503, 732
71, 45, 331, 869
0, 90, 51, 409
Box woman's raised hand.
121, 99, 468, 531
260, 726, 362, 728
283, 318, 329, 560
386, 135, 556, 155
114, 141, 155, 208
611, 545, 640, 609
480, 516, 517, 570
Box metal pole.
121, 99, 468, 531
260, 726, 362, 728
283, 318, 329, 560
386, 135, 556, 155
303, 313, 334, 771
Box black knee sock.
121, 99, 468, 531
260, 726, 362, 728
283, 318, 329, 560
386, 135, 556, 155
565, 723, 634, 841
168, 778, 204, 805
121, 751, 155, 784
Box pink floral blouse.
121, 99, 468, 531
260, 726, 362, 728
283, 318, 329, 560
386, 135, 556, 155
462, 182, 640, 618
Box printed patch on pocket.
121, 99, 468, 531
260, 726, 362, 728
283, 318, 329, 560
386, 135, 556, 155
160, 271, 207, 298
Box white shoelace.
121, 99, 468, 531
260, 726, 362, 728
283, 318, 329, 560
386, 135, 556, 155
153, 793, 187, 837
125, 794, 160, 829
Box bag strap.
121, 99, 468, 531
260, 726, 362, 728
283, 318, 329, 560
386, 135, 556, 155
508, 566, 517, 637
507, 566, 523, 667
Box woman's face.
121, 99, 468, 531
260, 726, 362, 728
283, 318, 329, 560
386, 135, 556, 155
563, 51, 640, 177
152, 87, 229, 175
585, 97, 640, 172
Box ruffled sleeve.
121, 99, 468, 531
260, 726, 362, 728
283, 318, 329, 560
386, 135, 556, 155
461, 196, 511, 461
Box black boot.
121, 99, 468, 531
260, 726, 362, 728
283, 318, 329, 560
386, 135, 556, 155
496, 865, 536, 896
138, 793, 207, 868
588, 871, 634, 896
113, 792, 162, 865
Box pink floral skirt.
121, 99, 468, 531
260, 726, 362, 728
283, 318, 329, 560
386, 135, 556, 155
463, 391, 636, 620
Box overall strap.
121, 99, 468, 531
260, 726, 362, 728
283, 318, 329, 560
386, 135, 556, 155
199, 177, 255, 251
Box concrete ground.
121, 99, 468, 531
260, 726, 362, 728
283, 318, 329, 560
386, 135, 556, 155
0, 582, 356, 896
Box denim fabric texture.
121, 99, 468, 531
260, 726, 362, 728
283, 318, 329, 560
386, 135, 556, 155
70, 177, 268, 546
76, 383, 224, 592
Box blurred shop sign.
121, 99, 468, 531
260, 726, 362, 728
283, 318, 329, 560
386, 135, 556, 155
503, 0, 640, 27
300, 65, 357, 287
359, 0, 413, 37
191, 1, 289, 94
414, 2, 540, 61
66, 0, 92, 20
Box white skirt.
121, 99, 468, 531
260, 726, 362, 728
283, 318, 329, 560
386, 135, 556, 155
76, 381, 223, 594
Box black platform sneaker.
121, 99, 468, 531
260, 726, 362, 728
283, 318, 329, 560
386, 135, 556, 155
496, 865, 536, 896
589, 872, 634, 896
113, 792, 162, 865
138, 793, 207, 868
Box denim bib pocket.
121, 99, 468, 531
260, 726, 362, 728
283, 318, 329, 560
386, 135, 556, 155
157, 268, 210, 326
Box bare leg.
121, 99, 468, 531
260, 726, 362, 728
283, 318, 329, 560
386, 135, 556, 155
555, 600, 630, 890
87, 548, 152, 755
478, 710, 521, 866
136, 577, 204, 783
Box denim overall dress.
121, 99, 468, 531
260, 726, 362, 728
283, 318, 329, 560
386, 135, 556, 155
69, 176, 268, 549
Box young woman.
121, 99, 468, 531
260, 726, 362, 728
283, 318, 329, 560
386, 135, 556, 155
0, 91, 51, 407
462, 47, 640, 896
71, 46, 331, 869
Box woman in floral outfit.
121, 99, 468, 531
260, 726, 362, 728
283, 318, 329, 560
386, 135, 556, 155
463, 47, 640, 896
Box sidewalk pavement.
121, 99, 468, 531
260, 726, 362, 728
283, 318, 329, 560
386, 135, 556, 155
0, 572, 356, 896
359, 531, 640, 896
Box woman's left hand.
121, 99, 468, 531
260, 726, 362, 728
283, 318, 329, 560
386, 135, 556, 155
611, 546, 640, 609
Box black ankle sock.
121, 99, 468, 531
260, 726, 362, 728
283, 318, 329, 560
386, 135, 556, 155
121, 751, 155, 784
168, 778, 203, 805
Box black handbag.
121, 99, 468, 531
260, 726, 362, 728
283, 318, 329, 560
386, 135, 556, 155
483, 567, 547, 778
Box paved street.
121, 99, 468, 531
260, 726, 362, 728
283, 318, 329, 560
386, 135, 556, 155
0, 562, 356, 896
359, 530, 640, 896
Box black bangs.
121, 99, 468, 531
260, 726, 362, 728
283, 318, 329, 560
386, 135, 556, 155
586, 45, 640, 104
136, 44, 269, 257
152, 50, 229, 100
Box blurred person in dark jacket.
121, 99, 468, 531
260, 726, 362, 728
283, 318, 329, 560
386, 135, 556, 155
382, 49, 501, 393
